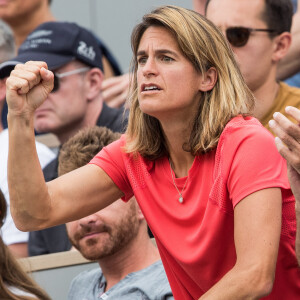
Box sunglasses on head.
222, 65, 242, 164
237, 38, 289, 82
52, 67, 91, 93
225, 27, 278, 47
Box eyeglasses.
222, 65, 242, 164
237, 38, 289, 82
225, 27, 278, 47
52, 67, 90, 93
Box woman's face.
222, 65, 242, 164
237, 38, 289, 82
136, 26, 203, 121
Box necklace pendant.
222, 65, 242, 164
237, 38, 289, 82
178, 196, 184, 203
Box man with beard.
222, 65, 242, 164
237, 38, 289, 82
56, 126, 173, 300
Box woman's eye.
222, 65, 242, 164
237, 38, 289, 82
161, 56, 174, 62
138, 57, 147, 65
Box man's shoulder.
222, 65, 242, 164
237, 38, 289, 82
108, 260, 173, 299
279, 82, 300, 104
97, 103, 128, 133
68, 261, 173, 300
71, 267, 101, 284
131, 260, 170, 286
133, 260, 166, 278
68, 268, 103, 300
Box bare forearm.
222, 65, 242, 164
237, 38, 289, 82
199, 264, 273, 299
7, 114, 51, 231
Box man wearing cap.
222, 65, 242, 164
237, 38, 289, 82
0, 21, 127, 256
204, 0, 300, 132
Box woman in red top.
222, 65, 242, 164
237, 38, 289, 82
5, 5, 300, 299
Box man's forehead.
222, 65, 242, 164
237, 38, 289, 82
52, 60, 80, 73
206, 0, 266, 27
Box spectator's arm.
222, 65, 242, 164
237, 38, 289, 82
8, 243, 28, 258
6, 62, 123, 231
270, 106, 300, 265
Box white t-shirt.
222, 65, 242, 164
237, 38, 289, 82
0, 129, 55, 245
6, 284, 38, 298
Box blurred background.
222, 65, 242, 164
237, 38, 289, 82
51, 0, 192, 73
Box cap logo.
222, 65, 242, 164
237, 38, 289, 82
77, 41, 96, 61
20, 30, 53, 51
27, 30, 53, 40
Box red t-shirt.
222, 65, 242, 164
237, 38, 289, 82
90, 116, 300, 299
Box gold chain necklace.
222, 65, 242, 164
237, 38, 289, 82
169, 158, 189, 204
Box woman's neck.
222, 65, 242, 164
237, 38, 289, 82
162, 119, 195, 178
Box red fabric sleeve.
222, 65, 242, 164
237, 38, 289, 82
223, 122, 290, 207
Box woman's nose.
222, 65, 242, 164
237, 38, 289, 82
142, 57, 158, 77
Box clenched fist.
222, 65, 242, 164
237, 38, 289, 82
6, 61, 54, 118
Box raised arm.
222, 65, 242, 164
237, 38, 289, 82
200, 188, 282, 299
269, 106, 300, 265
6, 61, 123, 232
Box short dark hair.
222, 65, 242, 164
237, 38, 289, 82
261, 0, 293, 33
205, 0, 293, 33
48, 0, 52, 5
58, 126, 121, 176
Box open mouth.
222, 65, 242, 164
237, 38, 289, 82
142, 84, 162, 92
144, 86, 160, 91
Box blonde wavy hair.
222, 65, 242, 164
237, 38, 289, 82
125, 5, 254, 160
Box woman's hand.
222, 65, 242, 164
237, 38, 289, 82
6, 61, 54, 118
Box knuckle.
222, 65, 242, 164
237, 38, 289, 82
14, 63, 24, 71
25, 60, 38, 65
292, 158, 300, 170
277, 144, 288, 157
10, 69, 18, 76
284, 123, 300, 141
279, 131, 290, 143
285, 122, 295, 133
5, 77, 13, 88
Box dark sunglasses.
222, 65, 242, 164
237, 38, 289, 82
52, 67, 90, 93
225, 27, 278, 47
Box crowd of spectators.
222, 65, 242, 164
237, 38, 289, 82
0, 0, 300, 299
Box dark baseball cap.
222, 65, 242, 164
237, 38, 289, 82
0, 21, 103, 78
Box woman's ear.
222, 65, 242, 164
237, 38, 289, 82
199, 67, 217, 92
